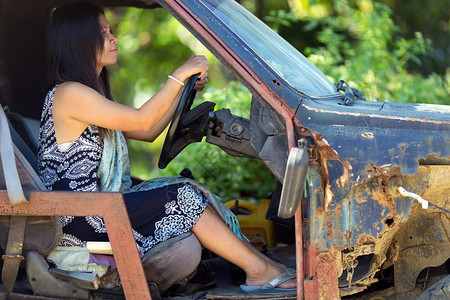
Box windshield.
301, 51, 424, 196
198, 0, 338, 97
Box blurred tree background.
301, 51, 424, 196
105, 0, 449, 202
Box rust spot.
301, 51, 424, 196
326, 219, 334, 239
317, 252, 333, 262
386, 239, 399, 265
366, 162, 378, 174
373, 185, 396, 215
316, 207, 324, 216
325, 187, 335, 208
352, 185, 369, 203
357, 234, 376, 245
359, 163, 399, 216
344, 230, 353, 241
366, 162, 393, 176
336, 161, 351, 188
380, 180, 389, 199
418, 154, 450, 165
306, 128, 345, 208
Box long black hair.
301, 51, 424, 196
47, 2, 113, 135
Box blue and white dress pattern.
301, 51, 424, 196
37, 85, 209, 252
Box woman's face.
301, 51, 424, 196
97, 13, 118, 74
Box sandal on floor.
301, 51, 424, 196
240, 268, 297, 294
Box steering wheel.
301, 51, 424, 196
158, 74, 199, 169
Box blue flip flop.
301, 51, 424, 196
240, 268, 297, 294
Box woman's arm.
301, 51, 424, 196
52, 56, 208, 144
124, 85, 183, 142
124, 74, 208, 142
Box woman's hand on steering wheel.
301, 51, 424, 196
194, 72, 208, 91
172, 55, 209, 86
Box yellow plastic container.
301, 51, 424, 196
225, 199, 275, 250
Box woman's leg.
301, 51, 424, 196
192, 206, 296, 288
206, 204, 287, 270
242, 238, 287, 270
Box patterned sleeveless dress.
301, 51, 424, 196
37, 85, 209, 252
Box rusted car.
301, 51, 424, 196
0, 0, 449, 299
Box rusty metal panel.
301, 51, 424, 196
304, 159, 449, 290
316, 253, 340, 300
305, 165, 449, 248
303, 252, 340, 300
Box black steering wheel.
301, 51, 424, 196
158, 74, 199, 169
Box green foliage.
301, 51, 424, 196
264, 10, 298, 33
385, 0, 449, 76
299, 0, 449, 104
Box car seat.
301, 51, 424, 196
0, 106, 202, 299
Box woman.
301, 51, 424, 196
38, 2, 296, 295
